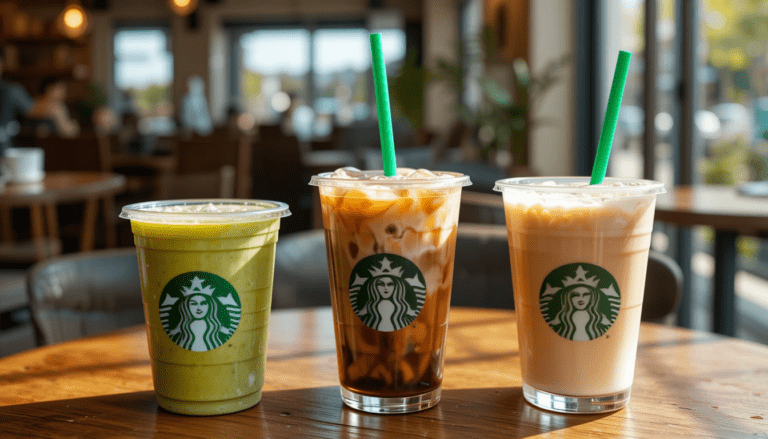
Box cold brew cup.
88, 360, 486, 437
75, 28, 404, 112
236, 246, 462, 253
120, 200, 290, 416
310, 168, 470, 414
494, 177, 664, 413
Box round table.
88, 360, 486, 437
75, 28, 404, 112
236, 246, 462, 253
1, 307, 766, 437
0, 172, 126, 261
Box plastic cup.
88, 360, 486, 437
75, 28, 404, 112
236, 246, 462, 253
120, 199, 290, 416
310, 170, 470, 414
494, 177, 664, 413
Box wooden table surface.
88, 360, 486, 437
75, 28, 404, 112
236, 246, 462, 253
1, 307, 766, 438
0, 172, 126, 260
654, 184, 768, 336
654, 185, 768, 236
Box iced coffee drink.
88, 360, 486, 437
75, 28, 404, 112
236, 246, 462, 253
310, 168, 470, 414
494, 177, 664, 413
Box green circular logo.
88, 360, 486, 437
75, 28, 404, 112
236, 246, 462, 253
159, 271, 241, 351
349, 254, 426, 332
540, 263, 621, 341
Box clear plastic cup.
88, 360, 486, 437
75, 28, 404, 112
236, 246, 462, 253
120, 199, 290, 415
494, 177, 665, 413
310, 169, 470, 413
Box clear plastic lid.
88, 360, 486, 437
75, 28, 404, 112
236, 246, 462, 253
493, 177, 665, 197
309, 170, 471, 189
120, 199, 291, 224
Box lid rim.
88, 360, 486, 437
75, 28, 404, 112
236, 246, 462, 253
493, 177, 666, 195
309, 170, 471, 188
119, 199, 291, 223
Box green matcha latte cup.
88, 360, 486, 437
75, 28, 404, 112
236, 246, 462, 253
120, 200, 290, 416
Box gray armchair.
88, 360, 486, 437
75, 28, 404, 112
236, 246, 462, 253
27, 248, 144, 346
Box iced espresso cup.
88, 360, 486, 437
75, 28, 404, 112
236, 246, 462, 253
310, 168, 470, 414
120, 200, 290, 416
494, 177, 665, 413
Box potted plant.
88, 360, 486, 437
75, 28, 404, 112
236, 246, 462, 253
433, 28, 570, 176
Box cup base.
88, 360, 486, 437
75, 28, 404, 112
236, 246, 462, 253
156, 390, 261, 416
340, 386, 441, 414
522, 383, 630, 414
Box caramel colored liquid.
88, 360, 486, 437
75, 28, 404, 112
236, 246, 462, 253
319, 184, 462, 397
504, 195, 657, 396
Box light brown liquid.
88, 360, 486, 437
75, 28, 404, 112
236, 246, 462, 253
504, 194, 656, 396
319, 184, 462, 397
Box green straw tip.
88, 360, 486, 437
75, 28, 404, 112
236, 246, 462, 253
369, 31, 397, 177
590, 50, 633, 185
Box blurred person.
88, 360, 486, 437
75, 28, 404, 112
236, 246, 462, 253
180, 76, 212, 136
31, 76, 80, 138
0, 47, 55, 152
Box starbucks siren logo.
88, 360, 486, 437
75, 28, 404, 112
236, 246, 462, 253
159, 272, 241, 351
349, 254, 426, 332
540, 263, 621, 341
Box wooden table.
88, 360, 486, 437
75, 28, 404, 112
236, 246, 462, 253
1, 307, 766, 438
0, 172, 126, 261
655, 185, 768, 336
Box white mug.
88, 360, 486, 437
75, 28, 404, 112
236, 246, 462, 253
3, 147, 45, 184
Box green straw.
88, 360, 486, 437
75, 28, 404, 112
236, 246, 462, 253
590, 50, 632, 185
369, 33, 397, 177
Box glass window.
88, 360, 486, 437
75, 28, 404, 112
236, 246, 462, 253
699, 0, 768, 186
240, 29, 310, 131
113, 28, 174, 134
235, 24, 405, 141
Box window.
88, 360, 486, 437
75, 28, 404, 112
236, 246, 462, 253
113, 26, 174, 134
232, 23, 405, 141
591, 0, 768, 342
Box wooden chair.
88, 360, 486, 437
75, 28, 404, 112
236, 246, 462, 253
35, 135, 112, 173
157, 165, 236, 199
27, 248, 144, 346
253, 125, 311, 233
174, 135, 252, 198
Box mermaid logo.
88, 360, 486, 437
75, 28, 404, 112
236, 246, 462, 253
540, 263, 621, 341
159, 272, 241, 351
349, 254, 427, 332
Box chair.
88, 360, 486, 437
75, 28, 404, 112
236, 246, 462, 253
272, 230, 331, 309
253, 125, 312, 233
451, 224, 515, 309
642, 251, 684, 323
175, 135, 252, 198
0, 269, 36, 356
27, 248, 144, 346
35, 135, 112, 172
157, 165, 236, 199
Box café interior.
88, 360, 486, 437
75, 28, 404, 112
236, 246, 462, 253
0, 0, 767, 426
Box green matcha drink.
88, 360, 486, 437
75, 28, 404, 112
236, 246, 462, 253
120, 200, 290, 416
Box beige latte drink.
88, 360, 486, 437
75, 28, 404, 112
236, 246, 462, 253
495, 177, 664, 413
310, 168, 470, 414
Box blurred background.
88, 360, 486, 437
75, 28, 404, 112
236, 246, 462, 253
0, 0, 767, 355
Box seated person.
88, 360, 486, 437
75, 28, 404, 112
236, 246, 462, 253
28, 76, 80, 138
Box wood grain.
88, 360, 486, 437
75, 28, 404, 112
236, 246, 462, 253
1, 308, 766, 438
